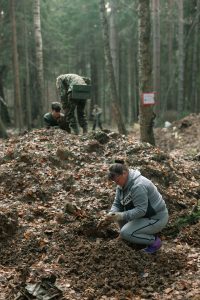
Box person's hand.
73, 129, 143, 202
105, 212, 124, 223
97, 212, 123, 229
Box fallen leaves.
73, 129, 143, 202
0, 124, 199, 299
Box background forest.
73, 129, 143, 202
0, 0, 199, 135
0, 1, 200, 298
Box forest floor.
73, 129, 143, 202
0, 113, 199, 300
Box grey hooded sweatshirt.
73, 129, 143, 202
110, 169, 167, 223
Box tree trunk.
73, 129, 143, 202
177, 0, 184, 114
0, 66, 5, 101
152, 0, 160, 113
99, 0, 126, 135
33, 0, 44, 124
161, 0, 176, 115
191, 0, 200, 113
109, 0, 119, 128
128, 38, 138, 124
196, 0, 200, 112
138, 0, 155, 145
0, 9, 5, 101
0, 116, 8, 138
24, 1, 32, 130
119, 43, 129, 123
10, 0, 23, 130
109, 0, 119, 89
90, 48, 99, 113
0, 67, 11, 125
167, 0, 174, 110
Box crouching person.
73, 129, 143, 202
104, 160, 169, 254
43, 102, 70, 132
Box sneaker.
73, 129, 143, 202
144, 237, 162, 254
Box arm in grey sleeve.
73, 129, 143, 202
110, 188, 124, 213
123, 185, 149, 222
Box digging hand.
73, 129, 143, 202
105, 212, 124, 222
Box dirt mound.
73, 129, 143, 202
155, 113, 200, 157
0, 128, 199, 299
0, 210, 18, 239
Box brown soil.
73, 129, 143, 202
0, 123, 199, 299
155, 113, 200, 158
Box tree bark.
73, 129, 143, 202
90, 48, 99, 113
128, 36, 138, 124
109, 0, 119, 89
24, 1, 32, 129
99, 0, 126, 135
152, 0, 160, 113
0, 116, 8, 138
119, 43, 129, 123
0, 66, 6, 102
177, 0, 184, 114
10, 0, 23, 130
33, 0, 44, 124
167, 0, 174, 110
191, 0, 200, 113
138, 0, 155, 145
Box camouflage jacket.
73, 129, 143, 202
43, 112, 64, 128
56, 74, 90, 100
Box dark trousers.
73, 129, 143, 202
92, 117, 102, 130
66, 98, 88, 134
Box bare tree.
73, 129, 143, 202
24, 1, 32, 130
177, 0, 184, 114
33, 0, 44, 124
99, 0, 126, 135
152, 0, 160, 112
128, 39, 138, 123
109, 0, 119, 86
10, 0, 23, 130
0, 116, 8, 138
167, 0, 174, 110
138, 0, 155, 145
191, 0, 200, 113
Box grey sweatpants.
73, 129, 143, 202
119, 210, 169, 245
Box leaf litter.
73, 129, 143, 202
0, 118, 199, 299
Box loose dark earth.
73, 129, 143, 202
0, 114, 199, 299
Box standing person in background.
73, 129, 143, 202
56, 74, 90, 135
43, 102, 70, 132
92, 104, 103, 131
103, 160, 169, 254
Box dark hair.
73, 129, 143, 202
108, 160, 128, 180
51, 102, 61, 112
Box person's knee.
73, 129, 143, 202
120, 226, 130, 241
120, 226, 140, 243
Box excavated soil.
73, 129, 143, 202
0, 122, 199, 299
155, 113, 200, 158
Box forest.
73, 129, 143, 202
0, 0, 200, 139
0, 0, 200, 299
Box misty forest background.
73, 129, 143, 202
0, 0, 199, 144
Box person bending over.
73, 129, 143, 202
56, 74, 90, 134
104, 160, 169, 254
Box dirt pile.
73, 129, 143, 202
155, 113, 200, 157
0, 128, 199, 299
